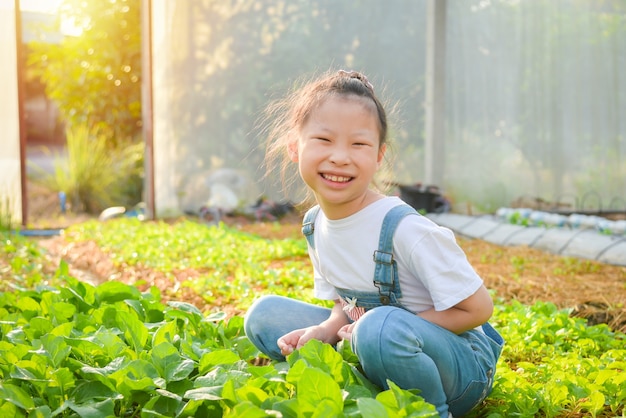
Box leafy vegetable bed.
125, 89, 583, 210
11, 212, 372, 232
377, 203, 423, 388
1, 219, 625, 417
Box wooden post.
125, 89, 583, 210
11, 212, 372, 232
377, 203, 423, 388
141, 0, 155, 220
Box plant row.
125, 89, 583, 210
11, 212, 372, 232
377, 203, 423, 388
1, 221, 625, 417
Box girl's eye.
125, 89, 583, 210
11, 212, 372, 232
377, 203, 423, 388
316, 137, 330, 142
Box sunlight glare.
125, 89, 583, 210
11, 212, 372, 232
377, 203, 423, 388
20, 0, 63, 13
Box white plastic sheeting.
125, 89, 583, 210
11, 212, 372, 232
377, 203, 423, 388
0, 0, 22, 226
147, 1, 626, 217
427, 213, 626, 267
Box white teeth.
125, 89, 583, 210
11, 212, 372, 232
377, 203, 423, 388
323, 174, 351, 182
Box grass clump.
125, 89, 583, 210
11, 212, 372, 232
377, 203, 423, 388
30, 124, 143, 214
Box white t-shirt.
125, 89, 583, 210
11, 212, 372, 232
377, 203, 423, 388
308, 197, 483, 314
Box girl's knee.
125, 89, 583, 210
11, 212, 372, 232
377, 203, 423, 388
353, 307, 430, 354
244, 295, 277, 334
352, 307, 398, 353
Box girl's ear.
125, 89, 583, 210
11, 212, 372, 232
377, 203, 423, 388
377, 143, 387, 167
288, 140, 299, 162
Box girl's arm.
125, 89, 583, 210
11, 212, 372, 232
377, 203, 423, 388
417, 285, 494, 334
317, 300, 351, 343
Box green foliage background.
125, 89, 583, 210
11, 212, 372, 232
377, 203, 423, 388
28, 0, 142, 148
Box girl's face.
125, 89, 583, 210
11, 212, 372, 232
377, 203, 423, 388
290, 95, 386, 219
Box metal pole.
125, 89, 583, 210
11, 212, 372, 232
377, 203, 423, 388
424, 0, 446, 186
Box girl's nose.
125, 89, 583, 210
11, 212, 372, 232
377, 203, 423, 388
329, 145, 351, 165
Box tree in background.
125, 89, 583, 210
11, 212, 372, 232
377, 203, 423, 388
27, 0, 144, 213
28, 0, 142, 148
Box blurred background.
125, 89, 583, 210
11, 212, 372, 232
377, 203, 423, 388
4, 0, 626, 225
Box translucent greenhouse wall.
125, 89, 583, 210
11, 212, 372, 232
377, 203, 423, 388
150, 1, 626, 217
0, 0, 22, 226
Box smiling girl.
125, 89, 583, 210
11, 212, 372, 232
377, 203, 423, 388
244, 70, 503, 418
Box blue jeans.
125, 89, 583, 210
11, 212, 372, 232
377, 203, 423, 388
244, 295, 503, 418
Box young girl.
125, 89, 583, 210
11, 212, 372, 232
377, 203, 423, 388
244, 70, 503, 418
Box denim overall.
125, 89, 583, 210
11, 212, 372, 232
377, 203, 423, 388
301, 203, 504, 417
302, 203, 415, 311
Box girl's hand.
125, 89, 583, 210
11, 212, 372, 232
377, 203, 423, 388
277, 329, 304, 356
277, 301, 351, 356
277, 326, 326, 356
337, 323, 355, 341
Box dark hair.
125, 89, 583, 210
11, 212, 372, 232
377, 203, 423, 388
260, 69, 392, 201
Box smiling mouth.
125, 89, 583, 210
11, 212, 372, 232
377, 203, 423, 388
321, 173, 352, 183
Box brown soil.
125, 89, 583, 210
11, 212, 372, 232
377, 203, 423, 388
26, 183, 626, 332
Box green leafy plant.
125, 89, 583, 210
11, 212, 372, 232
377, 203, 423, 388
0, 231, 52, 292
64, 218, 315, 310
1, 220, 625, 417
0, 275, 440, 417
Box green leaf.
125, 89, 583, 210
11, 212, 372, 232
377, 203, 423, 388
357, 397, 390, 418
91, 328, 129, 359
150, 342, 195, 382
311, 399, 343, 417
195, 366, 250, 389
0, 401, 19, 416
72, 381, 120, 403
0, 341, 25, 366
11, 359, 48, 383
226, 401, 279, 417
287, 339, 345, 384
296, 368, 343, 411
65, 335, 107, 362
40, 334, 72, 368
167, 301, 204, 317
0, 383, 36, 410
184, 386, 223, 401
26, 317, 53, 340
345, 383, 379, 401
27, 405, 52, 418
80, 356, 125, 392
16, 296, 41, 319
117, 310, 149, 352
125, 298, 147, 321
50, 367, 75, 391
141, 392, 184, 418
151, 320, 179, 346
96, 281, 142, 304
581, 391, 606, 415
48, 301, 77, 323
198, 349, 241, 374
234, 385, 269, 406
178, 398, 223, 417
64, 399, 116, 418
61, 276, 96, 310
110, 359, 165, 398
376, 381, 436, 417
10, 366, 41, 383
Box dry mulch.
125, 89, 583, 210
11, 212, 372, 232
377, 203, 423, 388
29, 212, 626, 333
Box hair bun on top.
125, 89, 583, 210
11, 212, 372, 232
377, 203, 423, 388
337, 70, 374, 93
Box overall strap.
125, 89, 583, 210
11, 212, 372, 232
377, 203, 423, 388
302, 205, 320, 249
373, 204, 418, 303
